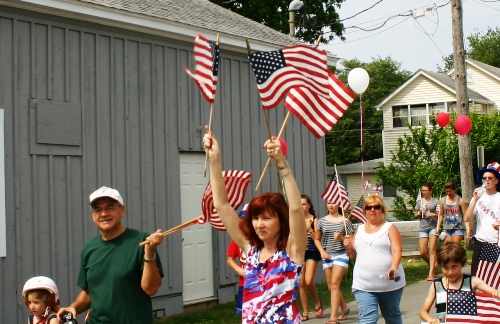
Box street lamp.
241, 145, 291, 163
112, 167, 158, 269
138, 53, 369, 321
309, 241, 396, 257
288, 0, 304, 38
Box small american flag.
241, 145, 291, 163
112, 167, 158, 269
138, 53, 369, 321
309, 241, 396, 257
476, 242, 500, 289
446, 290, 500, 323
284, 69, 355, 138
416, 189, 422, 203
248, 44, 329, 109
321, 172, 351, 210
199, 170, 251, 231
349, 196, 367, 224
185, 33, 220, 103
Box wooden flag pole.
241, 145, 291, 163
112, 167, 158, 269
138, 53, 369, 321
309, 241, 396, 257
255, 111, 291, 190
334, 164, 348, 235
139, 215, 203, 246
204, 33, 220, 177
263, 110, 283, 193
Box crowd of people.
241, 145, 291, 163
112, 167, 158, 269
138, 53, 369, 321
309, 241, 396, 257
21, 125, 500, 323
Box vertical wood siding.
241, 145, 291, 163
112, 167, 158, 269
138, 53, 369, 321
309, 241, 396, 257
0, 7, 327, 322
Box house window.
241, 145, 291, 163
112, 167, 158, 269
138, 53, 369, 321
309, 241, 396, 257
383, 185, 397, 198
410, 104, 427, 126
429, 102, 445, 115
392, 105, 407, 128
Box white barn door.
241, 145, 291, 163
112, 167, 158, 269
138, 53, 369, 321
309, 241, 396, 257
179, 153, 214, 302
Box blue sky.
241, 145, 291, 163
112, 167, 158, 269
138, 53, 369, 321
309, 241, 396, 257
319, 0, 500, 73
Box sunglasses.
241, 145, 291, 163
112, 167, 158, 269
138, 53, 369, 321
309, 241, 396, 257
365, 205, 381, 211
482, 176, 495, 180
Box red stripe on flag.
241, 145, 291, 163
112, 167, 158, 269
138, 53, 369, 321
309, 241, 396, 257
285, 70, 355, 138
200, 170, 252, 231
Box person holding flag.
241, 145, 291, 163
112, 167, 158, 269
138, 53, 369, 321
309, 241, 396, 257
414, 182, 440, 281
314, 200, 354, 323
203, 127, 306, 324
464, 162, 500, 277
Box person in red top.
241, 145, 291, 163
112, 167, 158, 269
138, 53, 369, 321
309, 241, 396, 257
226, 205, 248, 315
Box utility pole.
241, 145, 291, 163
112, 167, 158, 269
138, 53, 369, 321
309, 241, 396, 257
451, 0, 474, 202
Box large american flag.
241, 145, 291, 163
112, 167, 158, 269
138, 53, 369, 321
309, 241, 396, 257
248, 45, 329, 109
321, 172, 351, 210
446, 290, 500, 323
184, 33, 220, 103
476, 242, 500, 289
199, 170, 251, 231
349, 196, 367, 224
284, 69, 355, 138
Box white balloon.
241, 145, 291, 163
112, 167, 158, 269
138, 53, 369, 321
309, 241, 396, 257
348, 68, 370, 94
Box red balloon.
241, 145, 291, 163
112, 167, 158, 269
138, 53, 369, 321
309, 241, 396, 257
454, 115, 472, 135
264, 136, 288, 157
279, 137, 288, 156
436, 112, 450, 127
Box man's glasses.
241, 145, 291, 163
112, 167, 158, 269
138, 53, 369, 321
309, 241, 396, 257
483, 176, 495, 180
365, 205, 381, 211
92, 205, 120, 214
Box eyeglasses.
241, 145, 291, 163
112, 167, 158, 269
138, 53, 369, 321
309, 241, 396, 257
365, 205, 381, 211
482, 176, 495, 180
92, 204, 120, 214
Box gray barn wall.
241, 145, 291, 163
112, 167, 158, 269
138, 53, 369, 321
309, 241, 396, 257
0, 6, 327, 322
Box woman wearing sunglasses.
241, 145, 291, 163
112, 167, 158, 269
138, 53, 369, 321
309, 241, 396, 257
343, 195, 406, 324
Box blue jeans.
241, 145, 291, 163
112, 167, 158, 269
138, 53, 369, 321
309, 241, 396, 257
352, 288, 404, 324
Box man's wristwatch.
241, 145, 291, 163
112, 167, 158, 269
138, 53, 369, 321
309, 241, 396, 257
144, 253, 156, 263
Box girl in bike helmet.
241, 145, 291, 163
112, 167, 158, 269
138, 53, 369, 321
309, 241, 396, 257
22, 276, 60, 324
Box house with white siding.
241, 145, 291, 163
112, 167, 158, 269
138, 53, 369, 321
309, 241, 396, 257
336, 59, 500, 215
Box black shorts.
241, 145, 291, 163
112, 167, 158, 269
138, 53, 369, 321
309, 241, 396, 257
305, 249, 321, 262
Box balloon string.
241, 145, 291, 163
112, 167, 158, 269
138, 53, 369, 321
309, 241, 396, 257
360, 94, 364, 195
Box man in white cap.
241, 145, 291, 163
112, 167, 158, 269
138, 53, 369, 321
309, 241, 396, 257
464, 162, 500, 276
57, 186, 164, 323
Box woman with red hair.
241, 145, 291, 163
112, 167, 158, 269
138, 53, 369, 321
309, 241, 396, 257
204, 127, 306, 324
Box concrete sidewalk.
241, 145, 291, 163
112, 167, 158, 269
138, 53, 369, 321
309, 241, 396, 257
303, 266, 471, 324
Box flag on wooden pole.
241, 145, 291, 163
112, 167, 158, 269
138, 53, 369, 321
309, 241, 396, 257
185, 33, 220, 103
200, 170, 251, 231
248, 44, 329, 109
349, 196, 367, 224
284, 69, 355, 138
321, 171, 351, 210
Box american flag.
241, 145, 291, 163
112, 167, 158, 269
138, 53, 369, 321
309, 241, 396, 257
349, 196, 367, 224
248, 44, 329, 109
321, 172, 351, 210
446, 290, 500, 323
284, 69, 355, 138
184, 33, 220, 103
416, 189, 422, 203
199, 170, 251, 231
476, 242, 500, 289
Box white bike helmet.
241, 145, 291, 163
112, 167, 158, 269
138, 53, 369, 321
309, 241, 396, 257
22, 276, 59, 304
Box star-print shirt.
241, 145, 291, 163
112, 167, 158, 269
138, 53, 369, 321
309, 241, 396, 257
242, 245, 303, 323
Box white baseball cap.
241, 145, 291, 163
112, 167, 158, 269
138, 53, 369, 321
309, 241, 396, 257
89, 186, 124, 206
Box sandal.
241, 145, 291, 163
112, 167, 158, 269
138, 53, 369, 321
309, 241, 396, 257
426, 276, 436, 281
338, 306, 350, 321
315, 300, 324, 317
325, 321, 339, 324
300, 314, 309, 321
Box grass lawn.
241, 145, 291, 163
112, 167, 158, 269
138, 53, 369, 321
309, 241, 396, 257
156, 251, 472, 324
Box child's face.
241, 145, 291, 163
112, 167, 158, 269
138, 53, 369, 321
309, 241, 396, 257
441, 261, 463, 280
26, 295, 48, 316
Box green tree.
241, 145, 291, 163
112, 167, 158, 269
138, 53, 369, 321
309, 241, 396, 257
325, 57, 411, 166
377, 112, 500, 220
208, 0, 347, 44
439, 26, 500, 71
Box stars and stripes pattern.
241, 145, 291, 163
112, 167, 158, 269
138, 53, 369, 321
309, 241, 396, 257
349, 196, 367, 224
321, 172, 351, 210
199, 170, 251, 231
416, 189, 422, 203
284, 69, 355, 138
446, 291, 500, 323
184, 33, 220, 103
248, 44, 329, 109
476, 242, 500, 289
